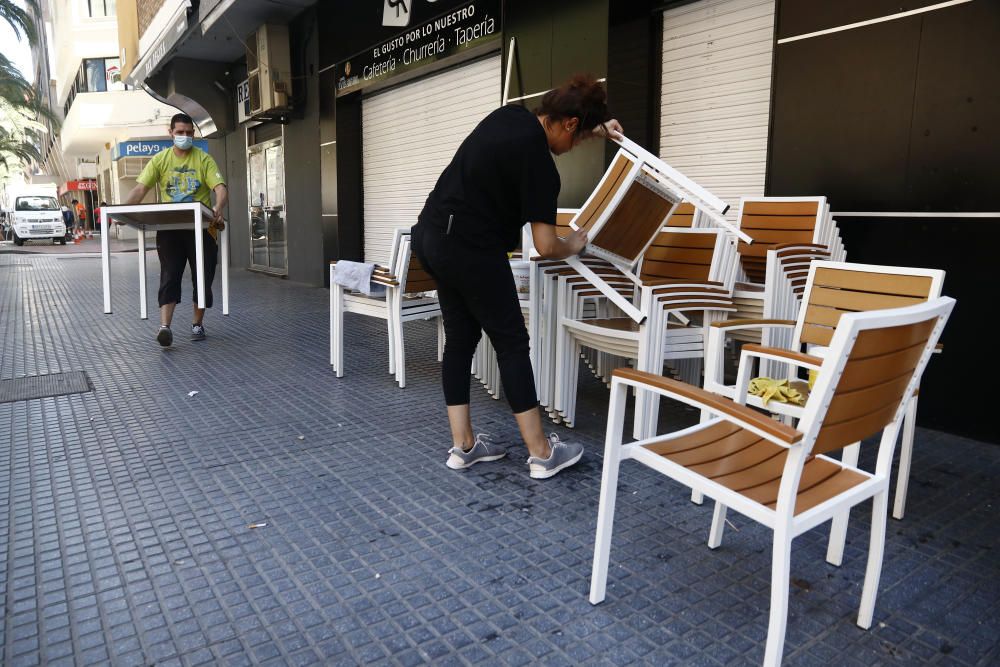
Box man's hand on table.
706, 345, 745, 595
211, 207, 225, 231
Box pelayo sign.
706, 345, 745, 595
112, 139, 209, 161
336, 0, 500, 97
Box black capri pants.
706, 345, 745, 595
411, 223, 537, 414
156, 229, 218, 308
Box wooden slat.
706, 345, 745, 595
666, 202, 696, 227
787, 469, 869, 514
741, 200, 819, 216
813, 268, 935, 298
834, 343, 926, 392
800, 322, 835, 347
848, 319, 937, 358
640, 260, 711, 282
645, 420, 751, 457
654, 231, 718, 249
556, 211, 576, 228
809, 286, 924, 313
739, 229, 815, 245
825, 374, 914, 424
641, 246, 715, 264
813, 402, 902, 455
740, 214, 818, 231
804, 304, 844, 328
743, 457, 841, 507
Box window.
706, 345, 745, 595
86, 0, 117, 18
64, 57, 128, 115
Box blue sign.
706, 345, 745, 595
112, 139, 209, 160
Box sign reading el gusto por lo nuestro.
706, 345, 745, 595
336, 0, 500, 96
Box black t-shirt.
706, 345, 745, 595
417, 104, 560, 252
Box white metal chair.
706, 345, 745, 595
330, 229, 443, 387
590, 296, 955, 667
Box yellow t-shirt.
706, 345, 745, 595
137, 146, 226, 237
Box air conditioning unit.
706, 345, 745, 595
246, 24, 292, 116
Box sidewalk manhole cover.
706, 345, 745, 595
0, 371, 93, 403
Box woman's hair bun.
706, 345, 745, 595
534, 74, 610, 135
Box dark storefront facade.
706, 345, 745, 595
128, 0, 999, 441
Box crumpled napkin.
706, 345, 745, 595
748, 377, 807, 406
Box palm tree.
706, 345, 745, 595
0, 0, 54, 178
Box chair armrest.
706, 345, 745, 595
742, 344, 823, 370
710, 318, 796, 330
612, 368, 802, 444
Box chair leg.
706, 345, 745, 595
394, 312, 406, 388
707, 501, 726, 549
763, 527, 792, 667
332, 287, 344, 377
857, 490, 889, 629
826, 442, 860, 566
893, 394, 918, 520
691, 490, 704, 505
590, 381, 628, 605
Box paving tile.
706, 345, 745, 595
1, 251, 998, 666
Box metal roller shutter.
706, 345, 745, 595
660, 0, 776, 219
362, 55, 502, 264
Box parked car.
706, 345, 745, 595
10, 195, 67, 245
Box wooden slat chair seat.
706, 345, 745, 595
702, 261, 946, 564
554, 228, 738, 434
330, 229, 444, 388
591, 297, 955, 667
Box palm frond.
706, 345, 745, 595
0, 0, 39, 42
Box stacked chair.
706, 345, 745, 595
729, 197, 847, 363
330, 229, 444, 388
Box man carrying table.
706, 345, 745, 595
123, 113, 228, 347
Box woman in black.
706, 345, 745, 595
412, 75, 622, 479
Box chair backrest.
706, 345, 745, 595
571, 152, 638, 235
794, 261, 946, 349
639, 228, 721, 284
735, 197, 827, 284
797, 297, 954, 457
395, 236, 437, 294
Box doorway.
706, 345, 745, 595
247, 131, 287, 274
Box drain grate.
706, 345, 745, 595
0, 371, 93, 403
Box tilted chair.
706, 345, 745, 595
330, 229, 443, 388
590, 296, 954, 667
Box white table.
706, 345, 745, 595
100, 202, 229, 319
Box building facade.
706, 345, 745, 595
119, 0, 999, 441
33, 0, 183, 235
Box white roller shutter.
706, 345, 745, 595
362, 55, 502, 264
660, 0, 775, 219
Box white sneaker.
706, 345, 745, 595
446, 433, 507, 470
527, 434, 584, 479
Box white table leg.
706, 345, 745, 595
101, 209, 112, 313
194, 206, 206, 309
221, 217, 230, 315
138, 226, 148, 319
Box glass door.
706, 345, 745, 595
248, 136, 287, 274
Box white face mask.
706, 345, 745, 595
173, 135, 194, 150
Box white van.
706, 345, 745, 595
10, 194, 67, 245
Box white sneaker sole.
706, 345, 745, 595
446, 452, 507, 470
529, 449, 584, 479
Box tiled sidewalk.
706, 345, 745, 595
1, 251, 998, 666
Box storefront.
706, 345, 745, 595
59, 179, 98, 228
246, 123, 287, 274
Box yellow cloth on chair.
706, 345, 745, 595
748, 377, 807, 407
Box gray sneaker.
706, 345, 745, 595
446, 433, 507, 470
191, 323, 206, 341
527, 434, 584, 479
